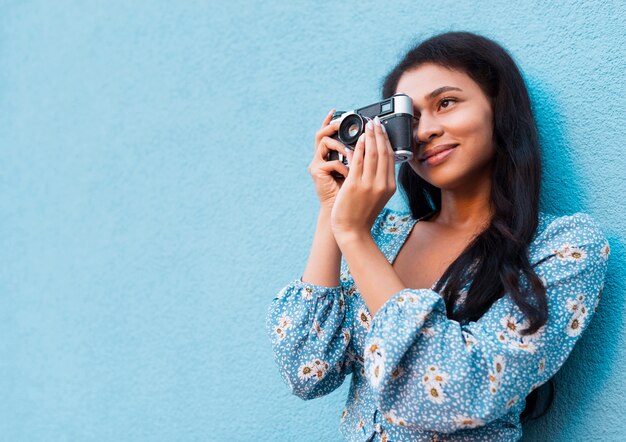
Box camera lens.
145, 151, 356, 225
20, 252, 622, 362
338, 113, 366, 145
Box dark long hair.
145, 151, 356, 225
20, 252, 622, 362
381, 31, 554, 423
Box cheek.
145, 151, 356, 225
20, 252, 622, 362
449, 110, 494, 159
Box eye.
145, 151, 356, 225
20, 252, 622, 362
437, 97, 457, 110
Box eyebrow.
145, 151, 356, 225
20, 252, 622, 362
425, 86, 463, 100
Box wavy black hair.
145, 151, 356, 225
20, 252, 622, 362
380, 31, 554, 423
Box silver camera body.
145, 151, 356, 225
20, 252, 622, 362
327, 93, 414, 179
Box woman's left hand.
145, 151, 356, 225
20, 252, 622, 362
330, 116, 397, 240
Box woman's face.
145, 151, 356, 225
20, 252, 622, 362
394, 63, 495, 190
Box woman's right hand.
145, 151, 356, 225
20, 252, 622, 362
307, 109, 351, 211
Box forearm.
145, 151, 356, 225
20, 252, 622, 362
336, 231, 406, 317
301, 207, 342, 287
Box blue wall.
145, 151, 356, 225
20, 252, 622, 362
1, 1, 624, 440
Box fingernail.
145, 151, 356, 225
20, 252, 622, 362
366, 120, 373, 130
381, 124, 387, 133
374, 116, 381, 126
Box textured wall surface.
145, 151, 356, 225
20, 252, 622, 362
1, 1, 624, 441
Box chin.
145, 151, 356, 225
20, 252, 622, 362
409, 161, 469, 190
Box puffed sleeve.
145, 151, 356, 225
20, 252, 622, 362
265, 277, 354, 400
362, 212, 610, 432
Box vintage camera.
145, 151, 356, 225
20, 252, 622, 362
326, 93, 414, 179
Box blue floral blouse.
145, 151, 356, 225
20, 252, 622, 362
265, 208, 610, 441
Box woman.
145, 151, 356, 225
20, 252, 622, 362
265, 31, 610, 441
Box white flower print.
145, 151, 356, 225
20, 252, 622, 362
345, 347, 356, 369
462, 331, 477, 352
273, 325, 287, 341
565, 311, 588, 337
365, 339, 387, 388
357, 307, 372, 331
500, 314, 524, 338
341, 408, 347, 422
524, 324, 547, 342
453, 414, 485, 429
383, 409, 408, 426
496, 331, 508, 345
278, 314, 292, 330
566, 298, 582, 313
368, 361, 385, 388
338, 292, 345, 312
421, 365, 450, 404
312, 320, 324, 338
497, 314, 544, 353
356, 419, 364, 430
297, 362, 315, 381
600, 242, 610, 261
301, 286, 313, 301
425, 382, 447, 404
421, 326, 436, 338
380, 429, 390, 442
415, 311, 429, 327
390, 366, 406, 381
421, 365, 450, 387
554, 244, 587, 263
382, 213, 410, 234
506, 395, 519, 408
538, 357, 546, 374
529, 381, 541, 393
310, 358, 329, 380
565, 294, 590, 337
488, 355, 505, 394
364, 338, 385, 361
515, 337, 539, 354
493, 355, 506, 377
342, 328, 351, 344
347, 286, 357, 297
340, 271, 350, 283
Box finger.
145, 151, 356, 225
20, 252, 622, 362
320, 108, 336, 130
316, 136, 350, 162
349, 133, 365, 182
314, 120, 341, 149
383, 125, 396, 187
317, 160, 350, 179
373, 116, 389, 184
361, 119, 377, 183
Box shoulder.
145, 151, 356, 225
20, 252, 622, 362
530, 211, 610, 262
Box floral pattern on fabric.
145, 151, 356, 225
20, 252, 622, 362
266, 207, 610, 441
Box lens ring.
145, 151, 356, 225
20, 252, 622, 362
338, 114, 366, 145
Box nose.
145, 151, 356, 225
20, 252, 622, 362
414, 113, 444, 151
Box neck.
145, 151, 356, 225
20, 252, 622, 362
429, 172, 494, 231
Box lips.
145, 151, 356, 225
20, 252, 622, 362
420, 144, 459, 162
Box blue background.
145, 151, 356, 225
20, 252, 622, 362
1, 1, 624, 440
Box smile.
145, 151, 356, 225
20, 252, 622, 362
420, 146, 458, 166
